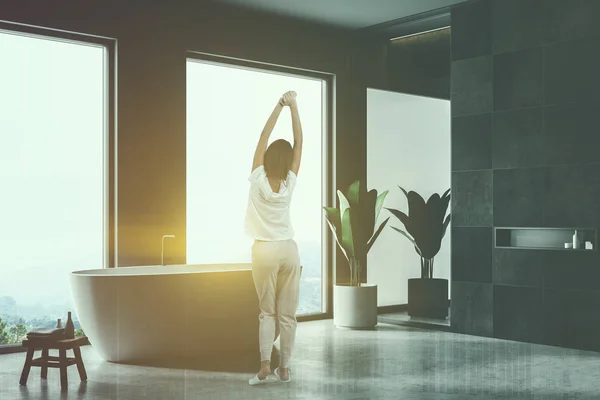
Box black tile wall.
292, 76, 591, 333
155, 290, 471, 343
540, 289, 567, 347
492, 108, 544, 169
494, 164, 600, 228
451, 0, 600, 352
493, 47, 542, 111
451, 0, 492, 61
451, 281, 493, 337
452, 227, 492, 283
542, 0, 600, 44
451, 56, 493, 117
494, 285, 541, 343
451, 113, 492, 171
544, 164, 600, 228
543, 250, 600, 292
452, 170, 493, 226
543, 289, 600, 352
493, 0, 543, 54
544, 37, 600, 105
543, 103, 600, 166
563, 290, 600, 351
493, 168, 547, 227
492, 248, 542, 287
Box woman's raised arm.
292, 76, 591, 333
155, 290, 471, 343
251, 97, 285, 172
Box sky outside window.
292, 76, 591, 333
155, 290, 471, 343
0, 30, 106, 333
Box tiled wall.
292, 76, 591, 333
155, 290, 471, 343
450, 0, 600, 351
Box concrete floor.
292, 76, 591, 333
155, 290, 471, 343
1, 320, 599, 400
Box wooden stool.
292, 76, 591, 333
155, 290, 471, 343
20, 336, 88, 388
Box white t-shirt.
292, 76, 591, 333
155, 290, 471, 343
245, 165, 297, 241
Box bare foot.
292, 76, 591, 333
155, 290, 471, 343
257, 361, 271, 380
257, 367, 271, 380
278, 367, 289, 381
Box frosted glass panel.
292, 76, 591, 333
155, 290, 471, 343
0, 30, 106, 342
186, 60, 325, 315
367, 89, 451, 306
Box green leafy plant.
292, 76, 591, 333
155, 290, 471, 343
9, 322, 28, 343
0, 317, 8, 345
386, 186, 451, 279
323, 180, 389, 286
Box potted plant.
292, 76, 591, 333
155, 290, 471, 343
386, 187, 451, 319
323, 180, 389, 329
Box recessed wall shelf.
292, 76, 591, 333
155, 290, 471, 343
494, 227, 597, 251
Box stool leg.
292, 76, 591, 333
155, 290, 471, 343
41, 348, 49, 379
59, 348, 68, 388
72, 346, 87, 381
19, 347, 35, 385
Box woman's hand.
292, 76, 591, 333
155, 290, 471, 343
280, 91, 297, 107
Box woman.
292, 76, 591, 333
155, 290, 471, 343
246, 90, 303, 385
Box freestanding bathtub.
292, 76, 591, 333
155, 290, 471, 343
70, 264, 260, 364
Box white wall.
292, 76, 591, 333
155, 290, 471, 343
366, 88, 451, 306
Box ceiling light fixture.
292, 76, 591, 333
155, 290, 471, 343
390, 26, 450, 42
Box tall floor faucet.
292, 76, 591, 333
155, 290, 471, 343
161, 234, 175, 265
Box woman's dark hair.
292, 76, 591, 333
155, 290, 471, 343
264, 139, 293, 180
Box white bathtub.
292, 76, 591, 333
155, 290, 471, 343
70, 264, 259, 364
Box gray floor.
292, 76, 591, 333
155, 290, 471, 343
1, 320, 600, 400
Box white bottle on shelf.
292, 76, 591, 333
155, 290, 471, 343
573, 230, 580, 250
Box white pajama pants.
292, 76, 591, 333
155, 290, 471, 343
251, 239, 302, 368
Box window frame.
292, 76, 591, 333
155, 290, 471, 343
185, 51, 335, 321
0, 21, 116, 352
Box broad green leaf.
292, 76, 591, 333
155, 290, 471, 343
390, 226, 422, 256
407, 190, 426, 218
340, 207, 355, 259
337, 190, 350, 220
325, 217, 348, 261
441, 188, 451, 199
374, 190, 389, 224
398, 185, 409, 200
442, 214, 451, 238
361, 189, 378, 240
323, 207, 340, 231
349, 206, 365, 262
385, 207, 410, 230
367, 217, 389, 253
347, 180, 361, 206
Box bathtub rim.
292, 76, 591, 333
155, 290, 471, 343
71, 263, 253, 277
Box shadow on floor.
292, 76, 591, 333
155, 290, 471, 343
114, 346, 280, 373
378, 309, 451, 332
17, 381, 88, 400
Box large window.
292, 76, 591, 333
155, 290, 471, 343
186, 57, 328, 315
0, 26, 111, 346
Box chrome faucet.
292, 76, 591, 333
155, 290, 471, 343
161, 234, 175, 265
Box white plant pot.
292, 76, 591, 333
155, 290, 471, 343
333, 283, 378, 329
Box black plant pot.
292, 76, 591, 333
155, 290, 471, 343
407, 278, 448, 319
